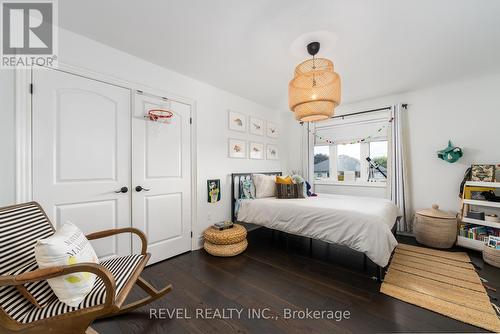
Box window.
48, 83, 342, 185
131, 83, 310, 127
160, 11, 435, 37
312, 114, 390, 184
368, 141, 388, 180
314, 140, 388, 183
313, 146, 330, 178
336, 143, 361, 180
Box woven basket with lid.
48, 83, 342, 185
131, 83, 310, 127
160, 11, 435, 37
414, 204, 457, 249
483, 246, 500, 268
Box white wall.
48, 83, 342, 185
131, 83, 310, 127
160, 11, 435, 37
0, 29, 288, 247
286, 72, 500, 215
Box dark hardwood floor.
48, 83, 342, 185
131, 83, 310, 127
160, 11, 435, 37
93, 228, 499, 333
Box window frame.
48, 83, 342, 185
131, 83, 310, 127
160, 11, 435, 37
314, 139, 388, 185
311, 112, 391, 187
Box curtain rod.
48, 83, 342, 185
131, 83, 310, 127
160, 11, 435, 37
331, 104, 408, 120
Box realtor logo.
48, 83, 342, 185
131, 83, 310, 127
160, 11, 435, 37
1, 0, 57, 67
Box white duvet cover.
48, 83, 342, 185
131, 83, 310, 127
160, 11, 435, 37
237, 193, 398, 267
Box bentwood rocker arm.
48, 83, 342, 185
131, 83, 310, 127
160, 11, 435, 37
86, 227, 148, 255
0, 263, 117, 334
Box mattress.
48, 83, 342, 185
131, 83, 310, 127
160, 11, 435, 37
236, 193, 399, 267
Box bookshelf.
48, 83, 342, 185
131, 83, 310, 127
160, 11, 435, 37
456, 236, 484, 251
458, 181, 500, 250
463, 199, 500, 209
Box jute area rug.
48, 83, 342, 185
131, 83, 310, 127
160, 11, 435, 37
380, 243, 500, 332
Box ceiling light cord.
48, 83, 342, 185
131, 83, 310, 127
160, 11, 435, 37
312, 54, 317, 87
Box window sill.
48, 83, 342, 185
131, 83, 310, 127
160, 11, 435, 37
314, 180, 387, 188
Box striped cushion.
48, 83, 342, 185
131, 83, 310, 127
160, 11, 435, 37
0, 203, 54, 276
0, 203, 56, 309
1, 254, 144, 323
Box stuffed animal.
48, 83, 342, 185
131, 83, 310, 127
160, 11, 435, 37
437, 140, 463, 163
305, 181, 317, 197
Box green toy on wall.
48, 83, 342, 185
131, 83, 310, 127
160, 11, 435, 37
437, 140, 463, 163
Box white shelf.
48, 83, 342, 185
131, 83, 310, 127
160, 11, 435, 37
456, 236, 485, 252
465, 181, 500, 188
461, 217, 500, 229
463, 199, 500, 208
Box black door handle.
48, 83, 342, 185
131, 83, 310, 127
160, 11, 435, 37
135, 186, 150, 192
115, 186, 128, 193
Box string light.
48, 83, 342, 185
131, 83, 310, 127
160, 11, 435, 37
305, 117, 394, 145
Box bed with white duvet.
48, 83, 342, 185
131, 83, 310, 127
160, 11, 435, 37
236, 193, 399, 267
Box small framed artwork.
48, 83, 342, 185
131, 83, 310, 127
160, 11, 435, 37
471, 164, 495, 182
249, 117, 264, 136
266, 122, 279, 138
249, 142, 264, 160
228, 138, 246, 158
207, 179, 221, 203
266, 144, 279, 160
228, 110, 246, 132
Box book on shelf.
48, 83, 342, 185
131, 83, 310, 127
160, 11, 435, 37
486, 235, 500, 249
458, 223, 500, 243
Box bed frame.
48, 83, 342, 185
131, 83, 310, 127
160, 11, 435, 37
230, 172, 398, 282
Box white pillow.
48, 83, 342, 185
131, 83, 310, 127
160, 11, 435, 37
252, 174, 276, 198
34, 222, 99, 307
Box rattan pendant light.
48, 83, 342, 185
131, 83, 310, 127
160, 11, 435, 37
289, 42, 341, 122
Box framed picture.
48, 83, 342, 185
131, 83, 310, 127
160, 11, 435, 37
228, 110, 246, 132
249, 142, 264, 160
207, 179, 221, 203
266, 122, 279, 138
249, 117, 264, 136
471, 164, 495, 182
266, 144, 279, 160
228, 138, 246, 158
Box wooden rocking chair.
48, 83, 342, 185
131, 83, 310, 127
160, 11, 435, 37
0, 202, 172, 334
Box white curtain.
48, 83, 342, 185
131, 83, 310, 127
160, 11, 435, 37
389, 104, 412, 234
302, 123, 313, 185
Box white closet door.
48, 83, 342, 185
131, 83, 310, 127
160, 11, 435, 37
32, 68, 132, 260
132, 93, 192, 264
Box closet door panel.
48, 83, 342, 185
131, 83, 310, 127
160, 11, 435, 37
56, 90, 118, 181
132, 93, 192, 264
32, 68, 132, 260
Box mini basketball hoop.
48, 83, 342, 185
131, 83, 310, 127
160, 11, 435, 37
145, 109, 173, 124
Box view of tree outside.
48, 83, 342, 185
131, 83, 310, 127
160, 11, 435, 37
313, 146, 329, 178
314, 153, 329, 165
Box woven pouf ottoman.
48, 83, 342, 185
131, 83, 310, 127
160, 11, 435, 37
203, 224, 247, 257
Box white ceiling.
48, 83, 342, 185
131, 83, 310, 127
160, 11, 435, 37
59, 0, 500, 110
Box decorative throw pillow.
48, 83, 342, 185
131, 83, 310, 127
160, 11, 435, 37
252, 174, 276, 198
34, 222, 99, 308
240, 178, 255, 199
291, 174, 308, 198
276, 183, 305, 199
276, 175, 293, 184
